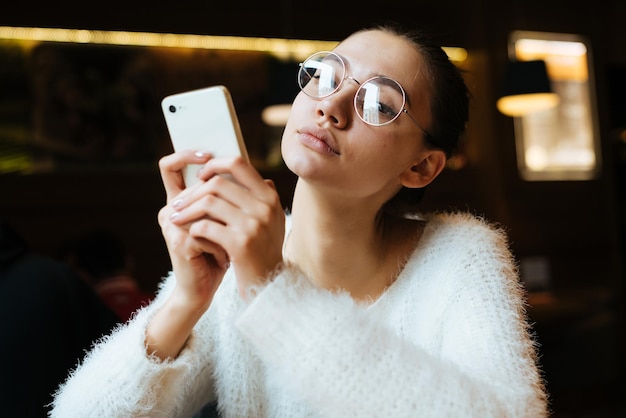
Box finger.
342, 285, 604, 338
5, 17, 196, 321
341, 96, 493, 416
172, 174, 277, 231
196, 157, 272, 201
193, 237, 230, 268
198, 164, 281, 219
168, 172, 243, 217
188, 219, 231, 255
169, 188, 234, 227
160, 207, 228, 270
264, 179, 277, 190
185, 191, 283, 262
159, 150, 211, 201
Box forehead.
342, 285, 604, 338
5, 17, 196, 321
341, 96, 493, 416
333, 30, 424, 88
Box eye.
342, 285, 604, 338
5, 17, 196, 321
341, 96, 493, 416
376, 101, 397, 119
300, 67, 319, 84
357, 80, 404, 124
299, 52, 346, 98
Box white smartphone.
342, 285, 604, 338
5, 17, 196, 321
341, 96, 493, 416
161, 85, 249, 187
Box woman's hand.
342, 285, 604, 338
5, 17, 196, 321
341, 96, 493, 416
146, 150, 233, 361
167, 154, 286, 300
148, 150, 285, 360
157, 150, 229, 309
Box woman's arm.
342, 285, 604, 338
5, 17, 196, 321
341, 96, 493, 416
146, 151, 284, 360
145, 151, 231, 361
52, 150, 285, 417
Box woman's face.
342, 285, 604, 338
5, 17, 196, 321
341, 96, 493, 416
281, 29, 435, 204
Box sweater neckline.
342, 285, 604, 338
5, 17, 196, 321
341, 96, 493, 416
282, 212, 436, 308
366, 214, 437, 309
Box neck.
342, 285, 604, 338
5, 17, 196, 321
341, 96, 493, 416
286, 180, 416, 300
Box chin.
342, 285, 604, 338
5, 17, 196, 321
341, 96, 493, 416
281, 151, 306, 178
280, 126, 335, 181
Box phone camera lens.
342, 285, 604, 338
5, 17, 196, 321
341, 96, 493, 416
169, 105, 177, 113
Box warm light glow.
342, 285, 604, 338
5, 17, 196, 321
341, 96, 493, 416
516, 39, 587, 57
515, 38, 588, 81
525, 145, 549, 170
507, 31, 600, 181
496, 92, 560, 117
0, 26, 467, 63
524, 144, 596, 172
261, 104, 292, 127
0, 26, 337, 61
553, 147, 596, 169
441, 47, 468, 63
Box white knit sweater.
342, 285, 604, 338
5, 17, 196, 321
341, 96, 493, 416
50, 212, 548, 417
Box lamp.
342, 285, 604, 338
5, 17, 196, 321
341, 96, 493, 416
496, 60, 560, 117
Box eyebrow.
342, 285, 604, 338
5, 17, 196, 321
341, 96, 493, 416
339, 53, 398, 85
337, 50, 418, 107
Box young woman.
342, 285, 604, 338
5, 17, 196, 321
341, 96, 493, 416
51, 25, 548, 417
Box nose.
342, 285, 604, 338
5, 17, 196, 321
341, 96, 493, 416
315, 78, 359, 128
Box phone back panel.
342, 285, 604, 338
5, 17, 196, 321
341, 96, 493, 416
161, 85, 248, 186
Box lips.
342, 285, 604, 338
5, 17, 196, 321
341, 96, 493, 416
297, 125, 340, 155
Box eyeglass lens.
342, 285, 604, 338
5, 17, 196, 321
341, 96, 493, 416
298, 52, 407, 126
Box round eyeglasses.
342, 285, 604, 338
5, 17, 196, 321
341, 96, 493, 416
297, 51, 431, 139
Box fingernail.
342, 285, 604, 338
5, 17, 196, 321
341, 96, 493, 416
170, 211, 180, 220
194, 151, 205, 158
172, 198, 184, 209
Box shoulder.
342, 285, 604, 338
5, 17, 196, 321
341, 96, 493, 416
419, 211, 511, 250
411, 211, 518, 282
409, 211, 524, 307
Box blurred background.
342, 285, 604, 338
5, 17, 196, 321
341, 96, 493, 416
0, 1, 624, 416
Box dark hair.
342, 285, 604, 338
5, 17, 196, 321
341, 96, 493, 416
353, 24, 470, 215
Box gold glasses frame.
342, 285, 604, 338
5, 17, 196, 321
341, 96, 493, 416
298, 51, 432, 140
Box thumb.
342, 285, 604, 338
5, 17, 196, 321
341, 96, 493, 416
264, 179, 277, 190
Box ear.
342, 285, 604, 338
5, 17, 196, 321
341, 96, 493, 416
400, 150, 447, 189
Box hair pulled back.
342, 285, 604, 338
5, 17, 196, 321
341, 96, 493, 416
353, 24, 470, 214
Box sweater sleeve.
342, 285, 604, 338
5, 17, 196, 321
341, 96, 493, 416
235, 215, 548, 418
49, 273, 219, 418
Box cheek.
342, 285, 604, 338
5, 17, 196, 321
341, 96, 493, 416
351, 131, 400, 165
281, 96, 309, 136
280, 95, 315, 159
280, 130, 292, 164
341, 138, 402, 184
285, 94, 309, 122
280, 119, 307, 174
353, 133, 418, 180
